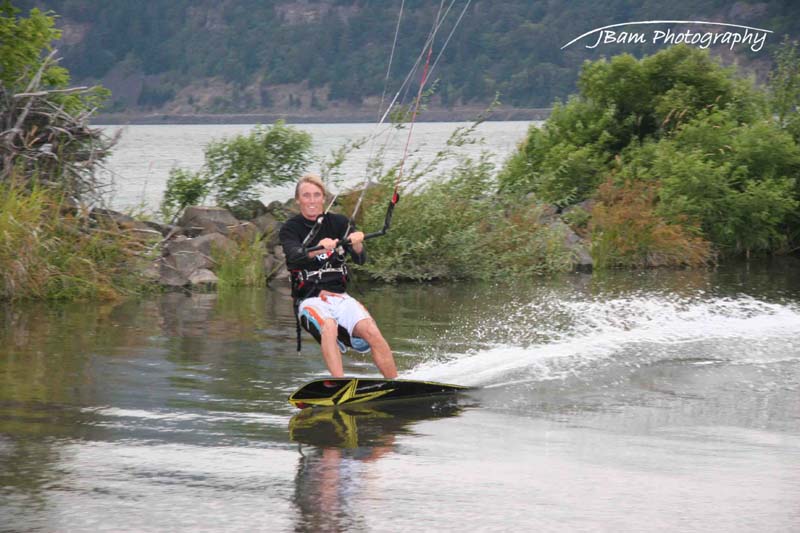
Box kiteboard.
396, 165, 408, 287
288, 377, 469, 409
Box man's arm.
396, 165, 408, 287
279, 221, 311, 266
280, 220, 340, 266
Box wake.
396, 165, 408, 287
405, 295, 800, 387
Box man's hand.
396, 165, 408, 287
348, 231, 365, 246
348, 231, 365, 253
309, 237, 338, 258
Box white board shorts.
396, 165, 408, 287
298, 293, 372, 351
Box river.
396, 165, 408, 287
2, 262, 800, 531
99, 121, 533, 212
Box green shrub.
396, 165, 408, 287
213, 234, 267, 289
160, 121, 312, 221
0, 184, 152, 300
353, 155, 573, 282
500, 45, 800, 258
590, 179, 713, 269
205, 121, 312, 209
159, 168, 210, 222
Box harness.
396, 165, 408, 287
291, 257, 350, 353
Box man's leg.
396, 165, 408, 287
352, 318, 398, 379
320, 318, 344, 377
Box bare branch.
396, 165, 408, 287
14, 86, 90, 98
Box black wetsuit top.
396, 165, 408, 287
279, 213, 366, 300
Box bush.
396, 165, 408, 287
161, 121, 312, 220
590, 179, 713, 269
624, 111, 800, 256
353, 155, 574, 282
1, 3, 113, 201
213, 234, 267, 290
500, 45, 800, 259
0, 183, 152, 300
159, 168, 210, 222
205, 121, 312, 209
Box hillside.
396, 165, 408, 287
14, 0, 800, 120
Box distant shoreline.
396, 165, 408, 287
93, 107, 552, 125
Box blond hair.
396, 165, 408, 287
295, 173, 326, 199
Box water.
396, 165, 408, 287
100, 121, 533, 212
2, 262, 800, 531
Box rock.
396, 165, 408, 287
157, 233, 238, 286
270, 245, 290, 280
577, 199, 596, 213
158, 258, 190, 287
267, 200, 285, 213
192, 233, 236, 257
266, 199, 293, 221
253, 212, 282, 246
230, 199, 268, 220
126, 227, 163, 244
548, 219, 593, 269
164, 233, 235, 256
90, 207, 151, 231
141, 259, 161, 283
263, 254, 275, 276
537, 204, 559, 223
253, 212, 279, 233
178, 206, 239, 228
227, 221, 259, 243
197, 219, 234, 236
163, 236, 195, 256
182, 226, 203, 238
165, 249, 214, 274
142, 220, 177, 237
188, 268, 218, 289
283, 198, 299, 214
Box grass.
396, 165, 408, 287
0, 183, 155, 301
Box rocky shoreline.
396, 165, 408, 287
90, 198, 593, 291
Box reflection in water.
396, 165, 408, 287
290, 400, 464, 532
1, 262, 800, 531
289, 399, 464, 448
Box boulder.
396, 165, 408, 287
188, 268, 218, 289
226, 221, 259, 243
192, 233, 236, 257
158, 258, 190, 287
178, 206, 239, 228
163, 235, 195, 256
164, 233, 236, 258
140, 259, 161, 283
142, 219, 177, 237
126, 227, 163, 244
165, 249, 214, 274
270, 245, 290, 280
196, 219, 234, 237
253, 212, 282, 246
90, 208, 151, 231
548, 219, 593, 269
230, 199, 268, 220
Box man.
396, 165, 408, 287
279, 173, 398, 379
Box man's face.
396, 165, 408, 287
297, 182, 324, 221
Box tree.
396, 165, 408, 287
0, 1, 113, 201
161, 121, 313, 219
500, 45, 800, 260
769, 37, 800, 128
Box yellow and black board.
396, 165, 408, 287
288, 378, 468, 409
